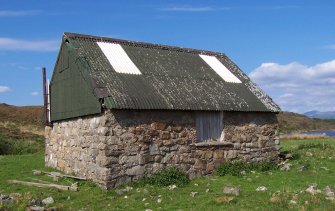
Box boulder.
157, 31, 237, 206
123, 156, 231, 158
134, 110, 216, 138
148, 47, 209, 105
223, 186, 240, 196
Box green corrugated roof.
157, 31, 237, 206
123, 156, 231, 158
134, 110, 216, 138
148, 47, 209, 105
58, 32, 281, 113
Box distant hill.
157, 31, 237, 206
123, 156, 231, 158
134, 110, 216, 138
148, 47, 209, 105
1, 103, 335, 137
304, 110, 335, 119
277, 112, 335, 133
0, 103, 44, 138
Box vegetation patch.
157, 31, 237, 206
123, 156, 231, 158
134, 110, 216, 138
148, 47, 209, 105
297, 142, 333, 150
0, 134, 45, 155
280, 133, 327, 140
216, 161, 278, 177
138, 166, 190, 187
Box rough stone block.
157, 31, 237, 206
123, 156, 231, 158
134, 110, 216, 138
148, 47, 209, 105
194, 159, 206, 170
149, 144, 160, 155
139, 135, 151, 144
139, 154, 151, 165
179, 146, 190, 153
225, 150, 237, 159
96, 156, 118, 167
140, 144, 149, 151
120, 132, 135, 141
162, 139, 173, 146
119, 155, 138, 166
240, 134, 247, 142
204, 151, 213, 160
162, 154, 174, 164
188, 169, 202, 179
151, 122, 166, 130
234, 143, 241, 149
154, 155, 162, 162
160, 131, 171, 140
179, 155, 191, 164
171, 126, 183, 132
148, 129, 159, 137
97, 127, 110, 136
206, 162, 215, 172
176, 138, 187, 145
45, 126, 52, 138
170, 132, 179, 139
58, 160, 65, 169
160, 146, 170, 153
126, 165, 145, 176
89, 117, 100, 129
152, 163, 164, 172
115, 176, 131, 187
106, 149, 122, 156
170, 144, 179, 151
132, 126, 144, 135
179, 131, 187, 138
213, 150, 223, 160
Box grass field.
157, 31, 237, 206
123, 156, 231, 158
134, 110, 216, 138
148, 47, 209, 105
1, 138, 335, 210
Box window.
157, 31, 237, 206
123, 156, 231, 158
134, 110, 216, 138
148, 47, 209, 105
196, 111, 224, 142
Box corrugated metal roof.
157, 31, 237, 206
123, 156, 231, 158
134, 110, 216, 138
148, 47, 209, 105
60, 32, 281, 113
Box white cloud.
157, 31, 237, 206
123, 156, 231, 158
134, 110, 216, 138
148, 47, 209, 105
249, 60, 335, 113
160, 5, 297, 12
31, 91, 39, 96
0, 10, 40, 17
0, 62, 28, 70
325, 44, 335, 50
161, 6, 220, 12
34, 66, 42, 71
0, 86, 11, 93
251, 5, 299, 10
0, 37, 59, 52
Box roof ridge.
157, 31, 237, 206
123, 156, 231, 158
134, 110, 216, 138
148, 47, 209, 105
63, 32, 227, 57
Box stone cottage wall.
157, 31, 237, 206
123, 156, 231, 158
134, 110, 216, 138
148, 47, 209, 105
45, 110, 279, 189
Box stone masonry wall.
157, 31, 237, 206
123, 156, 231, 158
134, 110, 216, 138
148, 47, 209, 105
45, 110, 279, 189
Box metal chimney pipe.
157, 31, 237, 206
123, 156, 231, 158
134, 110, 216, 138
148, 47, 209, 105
42, 67, 49, 126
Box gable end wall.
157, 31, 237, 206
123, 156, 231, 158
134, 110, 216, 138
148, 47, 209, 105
50, 42, 101, 122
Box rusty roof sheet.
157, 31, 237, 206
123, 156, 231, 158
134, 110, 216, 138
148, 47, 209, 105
62, 32, 281, 112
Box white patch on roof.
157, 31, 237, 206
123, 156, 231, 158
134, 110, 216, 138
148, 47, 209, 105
199, 54, 242, 83
97, 42, 142, 75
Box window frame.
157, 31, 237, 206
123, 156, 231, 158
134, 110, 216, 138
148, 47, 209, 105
196, 111, 224, 142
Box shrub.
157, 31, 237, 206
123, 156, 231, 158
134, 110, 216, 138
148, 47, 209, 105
140, 166, 190, 187
297, 142, 332, 150
0, 138, 11, 155
216, 161, 277, 177
0, 135, 45, 155
252, 161, 278, 172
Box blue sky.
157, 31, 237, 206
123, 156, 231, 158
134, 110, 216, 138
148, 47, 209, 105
0, 0, 334, 113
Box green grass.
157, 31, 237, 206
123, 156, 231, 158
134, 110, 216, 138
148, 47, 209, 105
137, 166, 190, 187
216, 160, 277, 177
1, 138, 335, 210
0, 134, 45, 155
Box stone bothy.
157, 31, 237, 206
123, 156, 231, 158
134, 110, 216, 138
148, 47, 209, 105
45, 32, 281, 189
